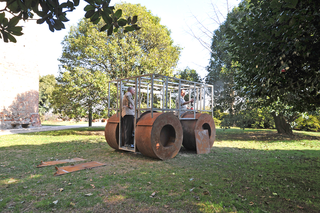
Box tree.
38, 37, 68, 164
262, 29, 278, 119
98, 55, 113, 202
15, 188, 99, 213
175, 67, 201, 82
51, 68, 109, 126
52, 3, 180, 126
39, 74, 56, 116
206, 16, 236, 116
0, 0, 140, 43
59, 3, 181, 78
225, 0, 320, 134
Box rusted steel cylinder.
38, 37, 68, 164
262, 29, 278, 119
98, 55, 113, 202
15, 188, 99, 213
135, 112, 183, 160
180, 112, 216, 151
105, 113, 120, 150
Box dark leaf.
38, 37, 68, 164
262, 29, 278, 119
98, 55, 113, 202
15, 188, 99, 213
59, 14, 69, 22
2, 31, 9, 42
114, 9, 122, 19
124, 26, 134, 31
131, 15, 137, 24
90, 12, 99, 22
8, 16, 20, 27
118, 18, 127, 26
7, 32, 17, 43
84, 5, 95, 12
85, 10, 95, 18
100, 24, 110, 32
92, 17, 101, 24
107, 25, 113, 36
73, 0, 80, 6
37, 18, 46, 24
0, 13, 5, 23
101, 11, 112, 24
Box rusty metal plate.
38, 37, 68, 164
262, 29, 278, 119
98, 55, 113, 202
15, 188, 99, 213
37, 158, 86, 168
54, 161, 107, 176
195, 129, 210, 154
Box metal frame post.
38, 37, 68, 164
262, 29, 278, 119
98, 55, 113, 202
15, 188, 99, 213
151, 74, 154, 118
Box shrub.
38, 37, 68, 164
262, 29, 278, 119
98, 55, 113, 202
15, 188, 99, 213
294, 114, 320, 132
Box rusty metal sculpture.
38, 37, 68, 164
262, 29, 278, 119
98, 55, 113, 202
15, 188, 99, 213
104, 74, 215, 160
135, 111, 183, 160
180, 112, 216, 153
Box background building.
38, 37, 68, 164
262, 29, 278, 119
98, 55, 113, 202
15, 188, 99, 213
0, 20, 42, 129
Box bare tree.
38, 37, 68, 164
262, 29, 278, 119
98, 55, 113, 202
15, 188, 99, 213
186, 0, 236, 54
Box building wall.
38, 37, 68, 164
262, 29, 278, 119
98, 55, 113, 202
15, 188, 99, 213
0, 20, 41, 129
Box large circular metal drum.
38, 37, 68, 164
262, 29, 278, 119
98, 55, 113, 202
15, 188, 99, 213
135, 112, 183, 160
180, 112, 216, 151
105, 113, 120, 150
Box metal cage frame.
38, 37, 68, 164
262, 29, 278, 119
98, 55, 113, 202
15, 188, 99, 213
106, 74, 214, 152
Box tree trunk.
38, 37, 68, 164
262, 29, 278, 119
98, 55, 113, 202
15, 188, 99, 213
271, 112, 293, 134
88, 107, 92, 127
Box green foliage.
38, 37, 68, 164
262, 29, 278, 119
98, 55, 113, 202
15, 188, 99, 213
0, 0, 140, 43
39, 74, 56, 116
205, 11, 242, 114
212, 117, 221, 127
294, 113, 320, 132
175, 67, 201, 82
220, 105, 275, 130
60, 3, 181, 79
55, 3, 180, 123
226, 0, 320, 112
51, 68, 109, 123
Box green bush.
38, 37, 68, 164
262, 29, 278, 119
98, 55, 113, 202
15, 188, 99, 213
213, 117, 221, 127
294, 114, 320, 132
219, 107, 275, 130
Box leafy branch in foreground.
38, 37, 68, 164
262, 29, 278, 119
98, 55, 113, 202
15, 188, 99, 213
0, 0, 140, 43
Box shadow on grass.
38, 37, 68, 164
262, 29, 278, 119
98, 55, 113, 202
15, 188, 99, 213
217, 128, 320, 142
1, 132, 320, 212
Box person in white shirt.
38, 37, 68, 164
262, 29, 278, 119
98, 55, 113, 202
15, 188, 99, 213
175, 89, 194, 116
122, 87, 135, 148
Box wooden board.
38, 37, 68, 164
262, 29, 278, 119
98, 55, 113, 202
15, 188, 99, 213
195, 129, 210, 154
37, 158, 86, 167
54, 161, 107, 176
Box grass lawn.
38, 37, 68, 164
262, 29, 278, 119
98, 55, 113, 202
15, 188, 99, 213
0, 127, 319, 212
41, 120, 89, 126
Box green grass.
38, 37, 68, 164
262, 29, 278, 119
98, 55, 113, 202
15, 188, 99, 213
0, 127, 319, 212
41, 120, 89, 126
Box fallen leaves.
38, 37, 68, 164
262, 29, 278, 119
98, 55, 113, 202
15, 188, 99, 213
150, 192, 156, 198
7, 178, 18, 184
203, 191, 210, 195
85, 193, 93, 196
53, 200, 58, 205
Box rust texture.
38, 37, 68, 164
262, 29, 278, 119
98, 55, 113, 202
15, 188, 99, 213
195, 129, 211, 154
105, 113, 120, 150
54, 161, 107, 176
36, 158, 86, 168
180, 112, 216, 151
135, 112, 183, 160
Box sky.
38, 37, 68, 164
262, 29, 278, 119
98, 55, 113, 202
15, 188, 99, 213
12, 0, 240, 78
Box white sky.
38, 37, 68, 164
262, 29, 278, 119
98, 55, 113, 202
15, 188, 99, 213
2, 0, 240, 78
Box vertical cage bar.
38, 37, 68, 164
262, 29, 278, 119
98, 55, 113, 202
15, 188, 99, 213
108, 82, 111, 117
203, 84, 206, 111
147, 84, 150, 108
151, 74, 154, 118
165, 76, 168, 109
178, 79, 181, 119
